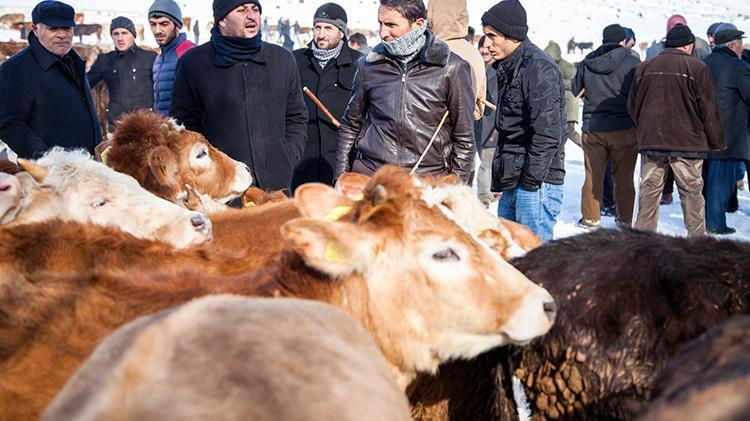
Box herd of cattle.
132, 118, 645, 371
0, 110, 748, 420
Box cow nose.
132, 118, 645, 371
0, 174, 20, 198
190, 213, 211, 235
543, 300, 557, 323
243, 164, 251, 174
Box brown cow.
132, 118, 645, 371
0, 166, 556, 419
43, 296, 412, 421
3, 148, 211, 248
106, 110, 253, 212
638, 316, 750, 421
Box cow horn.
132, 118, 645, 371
17, 159, 48, 181
374, 184, 388, 205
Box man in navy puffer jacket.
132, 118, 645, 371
148, 0, 195, 115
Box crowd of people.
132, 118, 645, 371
0, 0, 748, 242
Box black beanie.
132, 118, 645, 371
481, 0, 528, 41
665, 24, 695, 48
602, 24, 626, 44
110, 16, 136, 37
313, 3, 347, 34
213, 0, 262, 23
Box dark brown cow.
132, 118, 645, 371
43, 296, 411, 421
106, 110, 253, 211
73, 23, 102, 43
409, 228, 750, 420
637, 316, 750, 421
0, 167, 555, 419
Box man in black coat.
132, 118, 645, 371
88, 16, 157, 132
170, 0, 307, 193
483, 0, 566, 243
703, 24, 750, 234
0, 1, 101, 158
572, 24, 641, 229
292, 3, 361, 190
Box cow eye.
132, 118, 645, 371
91, 199, 108, 208
432, 248, 461, 262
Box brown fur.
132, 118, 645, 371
43, 296, 411, 421
107, 110, 243, 207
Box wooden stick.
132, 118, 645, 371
410, 111, 450, 176
575, 88, 586, 100
479, 97, 497, 112
303, 86, 341, 128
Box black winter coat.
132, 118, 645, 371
292, 42, 361, 189
704, 47, 750, 161
0, 33, 101, 158
170, 41, 308, 192
88, 46, 156, 129
572, 44, 640, 132
491, 40, 566, 192
335, 30, 475, 183
475, 65, 498, 149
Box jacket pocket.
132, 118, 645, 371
494, 152, 525, 187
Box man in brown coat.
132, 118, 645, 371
628, 25, 725, 237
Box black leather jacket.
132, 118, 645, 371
335, 30, 475, 183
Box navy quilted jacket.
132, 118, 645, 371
152, 33, 195, 115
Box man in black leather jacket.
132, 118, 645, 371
335, 0, 475, 183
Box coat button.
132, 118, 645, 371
132, 68, 137, 72
113, 69, 117, 73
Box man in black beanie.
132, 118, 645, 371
482, 0, 566, 243
170, 1, 307, 193
572, 23, 640, 230
291, 3, 362, 189
87, 16, 157, 132
629, 24, 725, 237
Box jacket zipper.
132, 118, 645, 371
398, 68, 407, 166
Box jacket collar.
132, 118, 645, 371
712, 46, 740, 59
28, 32, 83, 71
161, 33, 187, 54
661, 48, 690, 56
305, 40, 356, 66
366, 29, 450, 66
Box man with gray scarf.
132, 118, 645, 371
335, 0, 475, 183
292, 3, 362, 189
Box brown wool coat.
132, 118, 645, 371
628, 48, 725, 153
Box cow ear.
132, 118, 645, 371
334, 172, 370, 200
281, 219, 373, 277
294, 183, 355, 222
498, 219, 541, 253
147, 146, 178, 187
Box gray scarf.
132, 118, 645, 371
382, 25, 427, 66
311, 40, 343, 69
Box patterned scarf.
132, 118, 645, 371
383, 25, 427, 66
311, 40, 343, 69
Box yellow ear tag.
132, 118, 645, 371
100, 146, 112, 166
244, 201, 256, 208
324, 241, 349, 263
324, 205, 352, 222
351, 193, 365, 201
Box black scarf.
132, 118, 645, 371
211, 26, 262, 67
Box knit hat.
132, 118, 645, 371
110, 16, 136, 37
481, 0, 528, 41
213, 0, 262, 23
148, 0, 183, 29
313, 3, 347, 34
713, 22, 744, 45
707, 22, 723, 36
665, 24, 695, 48
666, 14, 687, 34
623, 27, 635, 44
31, 0, 76, 27
602, 24, 626, 44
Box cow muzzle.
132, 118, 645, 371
0, 173, 21, 222
500, 288, 556, 344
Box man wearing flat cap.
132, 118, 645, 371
148, 0, 195, 115
702, 23, 750, 235
88, 16, 157, 132
170, 0, 307, 193
628, 24, 725, 237
572, 23, 641, 230
291, 3, 362, 189
0, 0, 101, 158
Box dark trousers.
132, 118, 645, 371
603, 159, 614, 208
703, 159, 737, 231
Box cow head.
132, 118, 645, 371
8, 148, 212, 248
106, 110, 252, 211
286, 166, 555, 387
0, 172, 21, 224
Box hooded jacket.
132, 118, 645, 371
544, 41, 578, 123
573, 43, 640, 132
427, 0, 485, 120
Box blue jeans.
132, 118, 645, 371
703, 159, 737, 231
498, 183, 563, 243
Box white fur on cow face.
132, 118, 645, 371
9, 148, 212, 248
186, 142, 252, 206
0, 172, 21, 224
